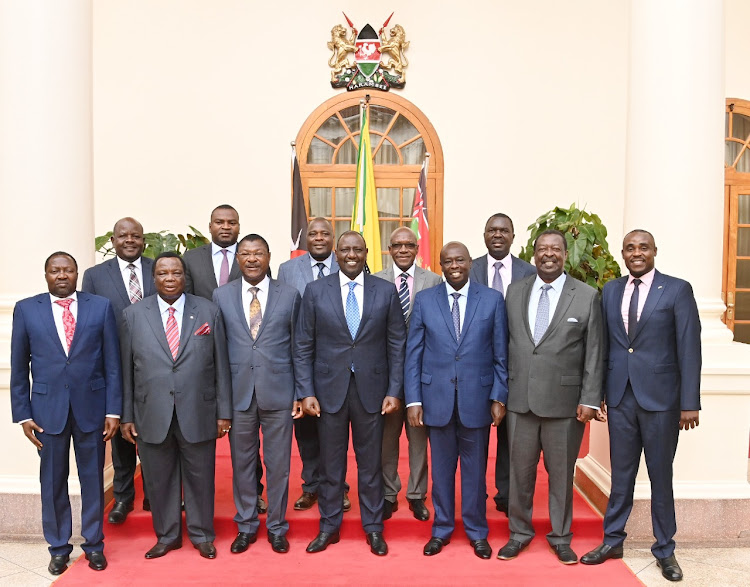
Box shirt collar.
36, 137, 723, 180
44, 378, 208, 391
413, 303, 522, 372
310, 253, 333, 269
212, 242, 237, 256
393, 263, 416, 280
487, 253, 510, 271
628, 268, 655, 286
49, 292, 78, 304
116, 255, 142, 272
157, 293, 186, 315
532, 272, 567, 292
445, 279, 471, 297
243, 275, 270, 292
339, 270, 365, 289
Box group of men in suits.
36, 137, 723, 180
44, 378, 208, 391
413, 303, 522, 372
10, 204, 701, 579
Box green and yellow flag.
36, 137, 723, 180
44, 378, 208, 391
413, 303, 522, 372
351, 104, 382, 273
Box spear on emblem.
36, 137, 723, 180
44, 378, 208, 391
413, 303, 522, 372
379, 12, 394, 35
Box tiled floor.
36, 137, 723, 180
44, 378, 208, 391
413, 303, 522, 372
0, 539, 749, 586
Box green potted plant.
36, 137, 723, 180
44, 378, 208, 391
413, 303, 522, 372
95, 227, 209, 259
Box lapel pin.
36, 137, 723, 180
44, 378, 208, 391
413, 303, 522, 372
658, 286, 663, 289
190, 315, 194, 319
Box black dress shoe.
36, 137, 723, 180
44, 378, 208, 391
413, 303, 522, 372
230, 532, 257, 554
306, 531, 340, 553
268, 533, 290, 553
257, 495, 267, 514
366, 532, 388, 556
294, 492, 317, 510
470, 538, 492, 559
108, 501, 134, 524
656, 555, 683, 582
343, 492, 351, 512
581, 543, 624, 565
85, 551, 108, 571
194, 541, 217, 559
383, 499, 398, 520
48, 554, 69, 575
550, 544, 578, 565
497, 539, 527, 560
408, 499, 430, 521
145, 540, 183, 559
142, 498, 151, 511
423, 536, 450, 556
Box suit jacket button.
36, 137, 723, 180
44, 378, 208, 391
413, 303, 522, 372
66, 361, 70, 365
628, 348, 634, 353
65, 384, 69, 389
455, 356, 460, 361
253, 345, 257, 350
169, 390, 174, 395
172, 366, 177, 372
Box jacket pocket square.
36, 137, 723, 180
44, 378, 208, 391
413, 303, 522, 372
566, 317, 579, 323
194, 323, 211, 335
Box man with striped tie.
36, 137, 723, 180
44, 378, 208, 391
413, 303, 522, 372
374, 227, 441, 522
120, 252, 232, 560
82, 217, 155, 524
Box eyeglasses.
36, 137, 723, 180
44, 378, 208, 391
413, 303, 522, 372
389, 243, 417, 250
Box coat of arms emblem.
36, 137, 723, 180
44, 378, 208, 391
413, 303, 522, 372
327, 12, 409, 92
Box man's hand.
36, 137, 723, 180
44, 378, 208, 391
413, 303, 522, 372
103, 417, 120, 442
680, 410, 699, 430
121, 423, 138, 444
302, 397, 321, 418
291, 400, 304, 420
21, 420, 43, 450
217, 419, 232, 438
576, 405, 596, 424
381, 396, 401, 415
491, 402, 506, 427
407, 405, 424, 428
594, 400, 608, 423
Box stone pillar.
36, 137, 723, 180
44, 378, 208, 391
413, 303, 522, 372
0, 0, 96, 537
578, 0, 750, 544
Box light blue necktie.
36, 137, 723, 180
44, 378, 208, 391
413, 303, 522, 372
346, 282, 360, 340
533, 284, 552, 345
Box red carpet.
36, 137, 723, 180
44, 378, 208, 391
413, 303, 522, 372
57, 430, 641, 586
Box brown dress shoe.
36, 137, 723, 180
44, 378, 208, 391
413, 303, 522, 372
257, 495, 267, 514
343, 492, 351, 512
294, 492, 318, 510
145, 540, 182, 559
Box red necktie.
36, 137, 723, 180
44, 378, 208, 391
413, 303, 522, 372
54, 298, 76, 351
165, 307, 179, 360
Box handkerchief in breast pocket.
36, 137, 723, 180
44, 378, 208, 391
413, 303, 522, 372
566, 317, 579, 323
194, 322, 211, 335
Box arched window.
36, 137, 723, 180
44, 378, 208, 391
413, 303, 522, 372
295, 91, 443, 271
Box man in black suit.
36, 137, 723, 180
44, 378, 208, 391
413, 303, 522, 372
183, 204, 265, 513
294, 231, 406, 556
213, 234, 301, 554
82, 217, 155, 524
469, 213, 536, 515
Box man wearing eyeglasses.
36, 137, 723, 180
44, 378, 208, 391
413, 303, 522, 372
373, 227, 442, 523
470, 213, 535, 516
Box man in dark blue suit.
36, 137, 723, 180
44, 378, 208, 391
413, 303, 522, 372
82, 217, 155, 523
10, 252, 122, 575
581, 230, 701, 582
470, 212, 536, 515
405, 241, 509, 559
294, 231, 406, 556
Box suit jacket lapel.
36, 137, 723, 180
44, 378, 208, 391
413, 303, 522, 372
203, 246, 219, 290
175, 296, 197, 361
229, 255, 241, 281
326, 278, 349, 333
106, 258, 131, 306
521, 278, 535, 343
145, 297, 174, 359
39, 295, 67, 357
632, 270, 666, 343
510, 256, 524, 283
458, 283, 481, 347
142, 257, 155, 297
357, 276, 376, 337
255, 280, 280, 340
231, 280, 252, 338
536, 277, 575, 346
438, 285, 459, 344
612, 277, 629, 343
67, 292, 90, 357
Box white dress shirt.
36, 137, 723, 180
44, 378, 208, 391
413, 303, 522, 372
157, 293, 186, 337
241, 275, 270, 329
621, 268, 655, 332
49, 292, 78, 356
310, 253, 334, 278
211, 242, 237, 285
339, 270, 365, 321
486, 254, 512, 297
392, 263, 415, 299
527, 273, 567, 335
116, 256, 144, 297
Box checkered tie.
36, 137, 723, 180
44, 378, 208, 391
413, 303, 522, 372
127, 263, 142, 303
54, 298, 76, 351
451, 292, 461, 340
492, 261, 504, 297
315, 262, 326, 279
533, 284, 552, 345
165, 307, 179, 360
346, 282, 360, 340
398, 272, 410, 321
248, 287, 262, 339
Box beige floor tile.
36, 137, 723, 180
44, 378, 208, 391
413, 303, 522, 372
623, 547, 656, 574
636, 557, 750, 587
677, 547, 750, 574
0, 570, 53, 587
0, 559, 25, 580
0, 543, 50, 571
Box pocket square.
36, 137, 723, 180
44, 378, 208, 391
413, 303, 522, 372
566, 317, 579, 323
194, 323, 211, 335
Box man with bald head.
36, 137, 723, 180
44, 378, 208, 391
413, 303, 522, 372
405, 241, 508, 559
82, 217, 155, 523
374, 227, 441, 522
294, 231, 406, 556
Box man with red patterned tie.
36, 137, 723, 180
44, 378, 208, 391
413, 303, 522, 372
10, 252, 122, 575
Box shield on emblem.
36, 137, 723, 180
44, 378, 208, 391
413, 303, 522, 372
355, 24, 381, 79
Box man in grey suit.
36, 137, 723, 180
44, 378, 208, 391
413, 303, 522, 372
470, 212, 535, 515
276, 217, 349, 513
82, 217, 155, 524
120, 252, 232, 560
373, 227, 441, 522
497, 230, 603, 565
213, 234, 301, 555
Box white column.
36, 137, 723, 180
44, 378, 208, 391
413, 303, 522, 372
582, 0, 750, 513
0, 0, 95, 526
